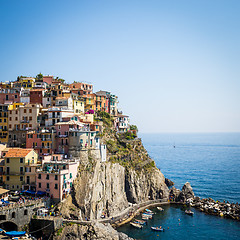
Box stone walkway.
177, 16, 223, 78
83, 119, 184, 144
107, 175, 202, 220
63, 198, 169, 226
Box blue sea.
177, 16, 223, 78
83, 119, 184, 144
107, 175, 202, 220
118, 133, 240, 240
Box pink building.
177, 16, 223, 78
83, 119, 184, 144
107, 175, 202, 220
36, 160, 79, 202
55, 120, 86, 154
42, 76, 54, 85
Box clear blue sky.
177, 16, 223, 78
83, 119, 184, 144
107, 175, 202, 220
0, 0, 239, 133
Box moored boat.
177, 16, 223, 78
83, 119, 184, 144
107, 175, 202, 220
151, 226, 164, 232
4, 231, 26, 237
185, 210, 194, 216
157, 207, 164, 211
130, 222, 143, 229
134, 219, 146, 225
145, 209, 155, 214
142, 213, 152, 219
142, 214, 152, 220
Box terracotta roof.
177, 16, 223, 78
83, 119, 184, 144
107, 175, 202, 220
56, 97, 69, 100
5, 148, 34, 158
30, 89, 45, 92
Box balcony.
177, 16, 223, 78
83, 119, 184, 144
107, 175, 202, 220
21, 120, 30, 123
41, 138, 52, 141
56, 134, 68, 138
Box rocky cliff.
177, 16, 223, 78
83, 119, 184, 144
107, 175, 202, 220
58, 113, 169, 221
56, 113, 169, 238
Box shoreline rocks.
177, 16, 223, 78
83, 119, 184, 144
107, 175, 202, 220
169, 182, 240, 221
191, 198, 240, 221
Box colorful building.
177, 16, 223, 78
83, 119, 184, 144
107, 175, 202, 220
0, 88, 20, 104
69, 82, 93, 95
55, 120, 87, 154
30, 89, 46, 105
26, 129, 55, 161
55, 96, 73, 109
0, 104, 9, 144
4, 148, 38, 190
114, 114, 130, 132
83, 94, 95, 111
45, 107, 74, 127
13, 77, 35, 90
36, 159, 79, 202
95, 91, 109, 112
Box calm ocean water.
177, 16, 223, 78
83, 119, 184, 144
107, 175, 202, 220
118, 133, 240, 240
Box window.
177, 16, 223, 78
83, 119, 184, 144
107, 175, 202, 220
20, 176, 23, 181
9, 117, 12, 121
54, 184, 58, 189
29, 109, 32, 113
26, 176, 30, 184
6, 176, 10, 181
15, 117, 18, 121
47, 183, 50, 189
29, 116, 32, 121
38, 183, 41, 188
12, 212, 15, 218
24, 109, 26, 113
38, 174, 41, 179
46, 174, 49, 180
55, 175, 58, 180
24, 210, 28, 215
6, 158, 9, 163
20, 158, 23, 163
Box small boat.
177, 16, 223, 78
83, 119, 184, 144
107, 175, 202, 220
151, 226, 164, 232
157, 207, 164, 211
134, 219, 146, 225
130, 222, 142, 229
185, 210, 194, 216
142, 214, 152, 220
4, 231, 26, 237
143, 211, 154, 215
145, 209, 154, 214
142, 213, 153, 219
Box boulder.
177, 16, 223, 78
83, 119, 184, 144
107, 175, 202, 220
177, 182, 194, 202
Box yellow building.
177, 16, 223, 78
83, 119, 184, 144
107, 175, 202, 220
14, 77, 35, 89
4, 148, 38, 191
0, 104, 9, 144
73, 99, 84, 114
84, 94, 95, 111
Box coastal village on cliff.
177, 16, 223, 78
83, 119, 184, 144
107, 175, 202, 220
0, 74, 129, 201
0, 74, 239, 239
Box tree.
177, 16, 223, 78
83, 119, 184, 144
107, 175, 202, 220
130, 125, 138, 132
36, 73, 43, 81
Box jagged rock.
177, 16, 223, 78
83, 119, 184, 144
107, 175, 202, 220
169, 186, 181, 201
177, 182, 194, 202
165, 178, 174, 187
125, 167, 169, 203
